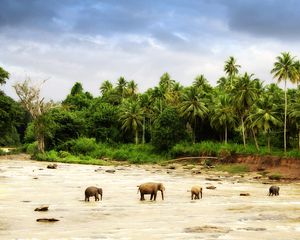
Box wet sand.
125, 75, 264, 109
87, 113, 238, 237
0, 158, 299, 239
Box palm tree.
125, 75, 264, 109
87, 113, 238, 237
100, 80, 113, 95
231, 72, 259, 147
210, 94, 236, 144
271, 52, 297, 153
224, 56, 241, 88
294, 60, 300, 86
179, 87, 208, 143
289, 99, 300, 150
119, 100, 143, 144
116, 76, 127, 99
248, 94, 282, 152
127, 80, 138, 98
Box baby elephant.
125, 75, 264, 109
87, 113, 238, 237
191, 185, 203, 200
137, 182, 165, 201
269, 185, 280, 196
85, 186, 103, 201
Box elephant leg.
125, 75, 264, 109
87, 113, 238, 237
153, 192, 157, 201
150, 193, 154, 200
200, 191, 202, 199
95, 193, 99, 201
191, 193, 193, 200
85, 197, 89, 202
140, 193, 145, 201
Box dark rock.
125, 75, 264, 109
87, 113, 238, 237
168, 165, 176, 170
33, 177, 39, 180
206, 186, 216, 190
192, 170, 201, 174
36, 218, 59, 222
105, 169, 116, 173
34, 206, 49, 211
47, 164, 57, 169
240, 193, 250, 196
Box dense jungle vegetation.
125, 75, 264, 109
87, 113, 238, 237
1, 53, 300, 164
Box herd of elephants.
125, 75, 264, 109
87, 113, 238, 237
84, 182, 280, 202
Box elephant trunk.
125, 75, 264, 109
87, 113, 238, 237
161, 190, 164, 200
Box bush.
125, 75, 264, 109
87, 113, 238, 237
268, 173, 282, 180
60, 137, 98, 155
26, 142, 38, 155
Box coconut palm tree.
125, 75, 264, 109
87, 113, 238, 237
210, 94, 236, 144
271, 52, 297, 153
100, 80, 113, 95
289, 99, 300, 150
224, 56, 241, 88
179, 87, 208, 143
127, 80, 138, 98
248, 94, 282, 152
231, 72, 259, 147
116, 76, 128, 99
119, 100, 143, 144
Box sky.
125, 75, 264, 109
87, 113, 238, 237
1, 0, 300, 101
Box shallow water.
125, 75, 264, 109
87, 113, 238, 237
0, 159, 299, 239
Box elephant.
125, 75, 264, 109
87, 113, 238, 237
269, 185, 280, 196
137, 182, 165, 201
191, 185, 202, 200
85, 186, 103, 201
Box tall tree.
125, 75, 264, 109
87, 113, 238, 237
179, 87, 208, 143
224, 56, 241, 88
119, 100, 143, 144
210, 94, 236, 144
271, 52, 297, 153
100, 80, 113, 95
232, 73, 259, 147
13, 78, 53, 153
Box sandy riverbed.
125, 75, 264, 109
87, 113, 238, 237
0, 156, 299, 239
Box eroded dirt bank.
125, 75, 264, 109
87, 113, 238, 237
223, 155, 300, 180
0, 155, 300, 239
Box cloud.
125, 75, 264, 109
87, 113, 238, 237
219, 0, 300, 40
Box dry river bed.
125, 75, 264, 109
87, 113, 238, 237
0, 157, 300, 239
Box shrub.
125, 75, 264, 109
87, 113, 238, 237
26, 142, 38, 155
58, 150, 71, 158
268, 173, 282, 180
64, 137, 98, 155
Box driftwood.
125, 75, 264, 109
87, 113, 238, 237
34, 206, 49, 211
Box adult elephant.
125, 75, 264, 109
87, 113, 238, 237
137, 182, 165, 201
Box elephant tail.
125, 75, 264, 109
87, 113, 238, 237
137, 186, 140, 194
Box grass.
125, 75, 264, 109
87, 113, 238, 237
214, 164, 250, 174
22, 139, 299, 166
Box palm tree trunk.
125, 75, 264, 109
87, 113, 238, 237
241, 117, 246, 147
142, 117, 145, 144
193, 118, 197, 144
252, 128, 259, 151
284, 79, 287, 154
267, 132, 271, 153
225, 124, 228, 144
135, 129, 139, 145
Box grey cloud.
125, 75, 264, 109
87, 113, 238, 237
219, 0, 300, 40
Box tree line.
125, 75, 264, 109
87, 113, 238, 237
1, 52, 300, 155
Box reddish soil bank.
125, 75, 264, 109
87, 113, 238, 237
225, 155, 300, 180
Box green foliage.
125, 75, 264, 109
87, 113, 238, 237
0, 92, 27, 146
61, 137, 98, 155
26, 142, 38, 155
152, 108, 187, 151
268, 173, 282, 180
0, 66, 9, 85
